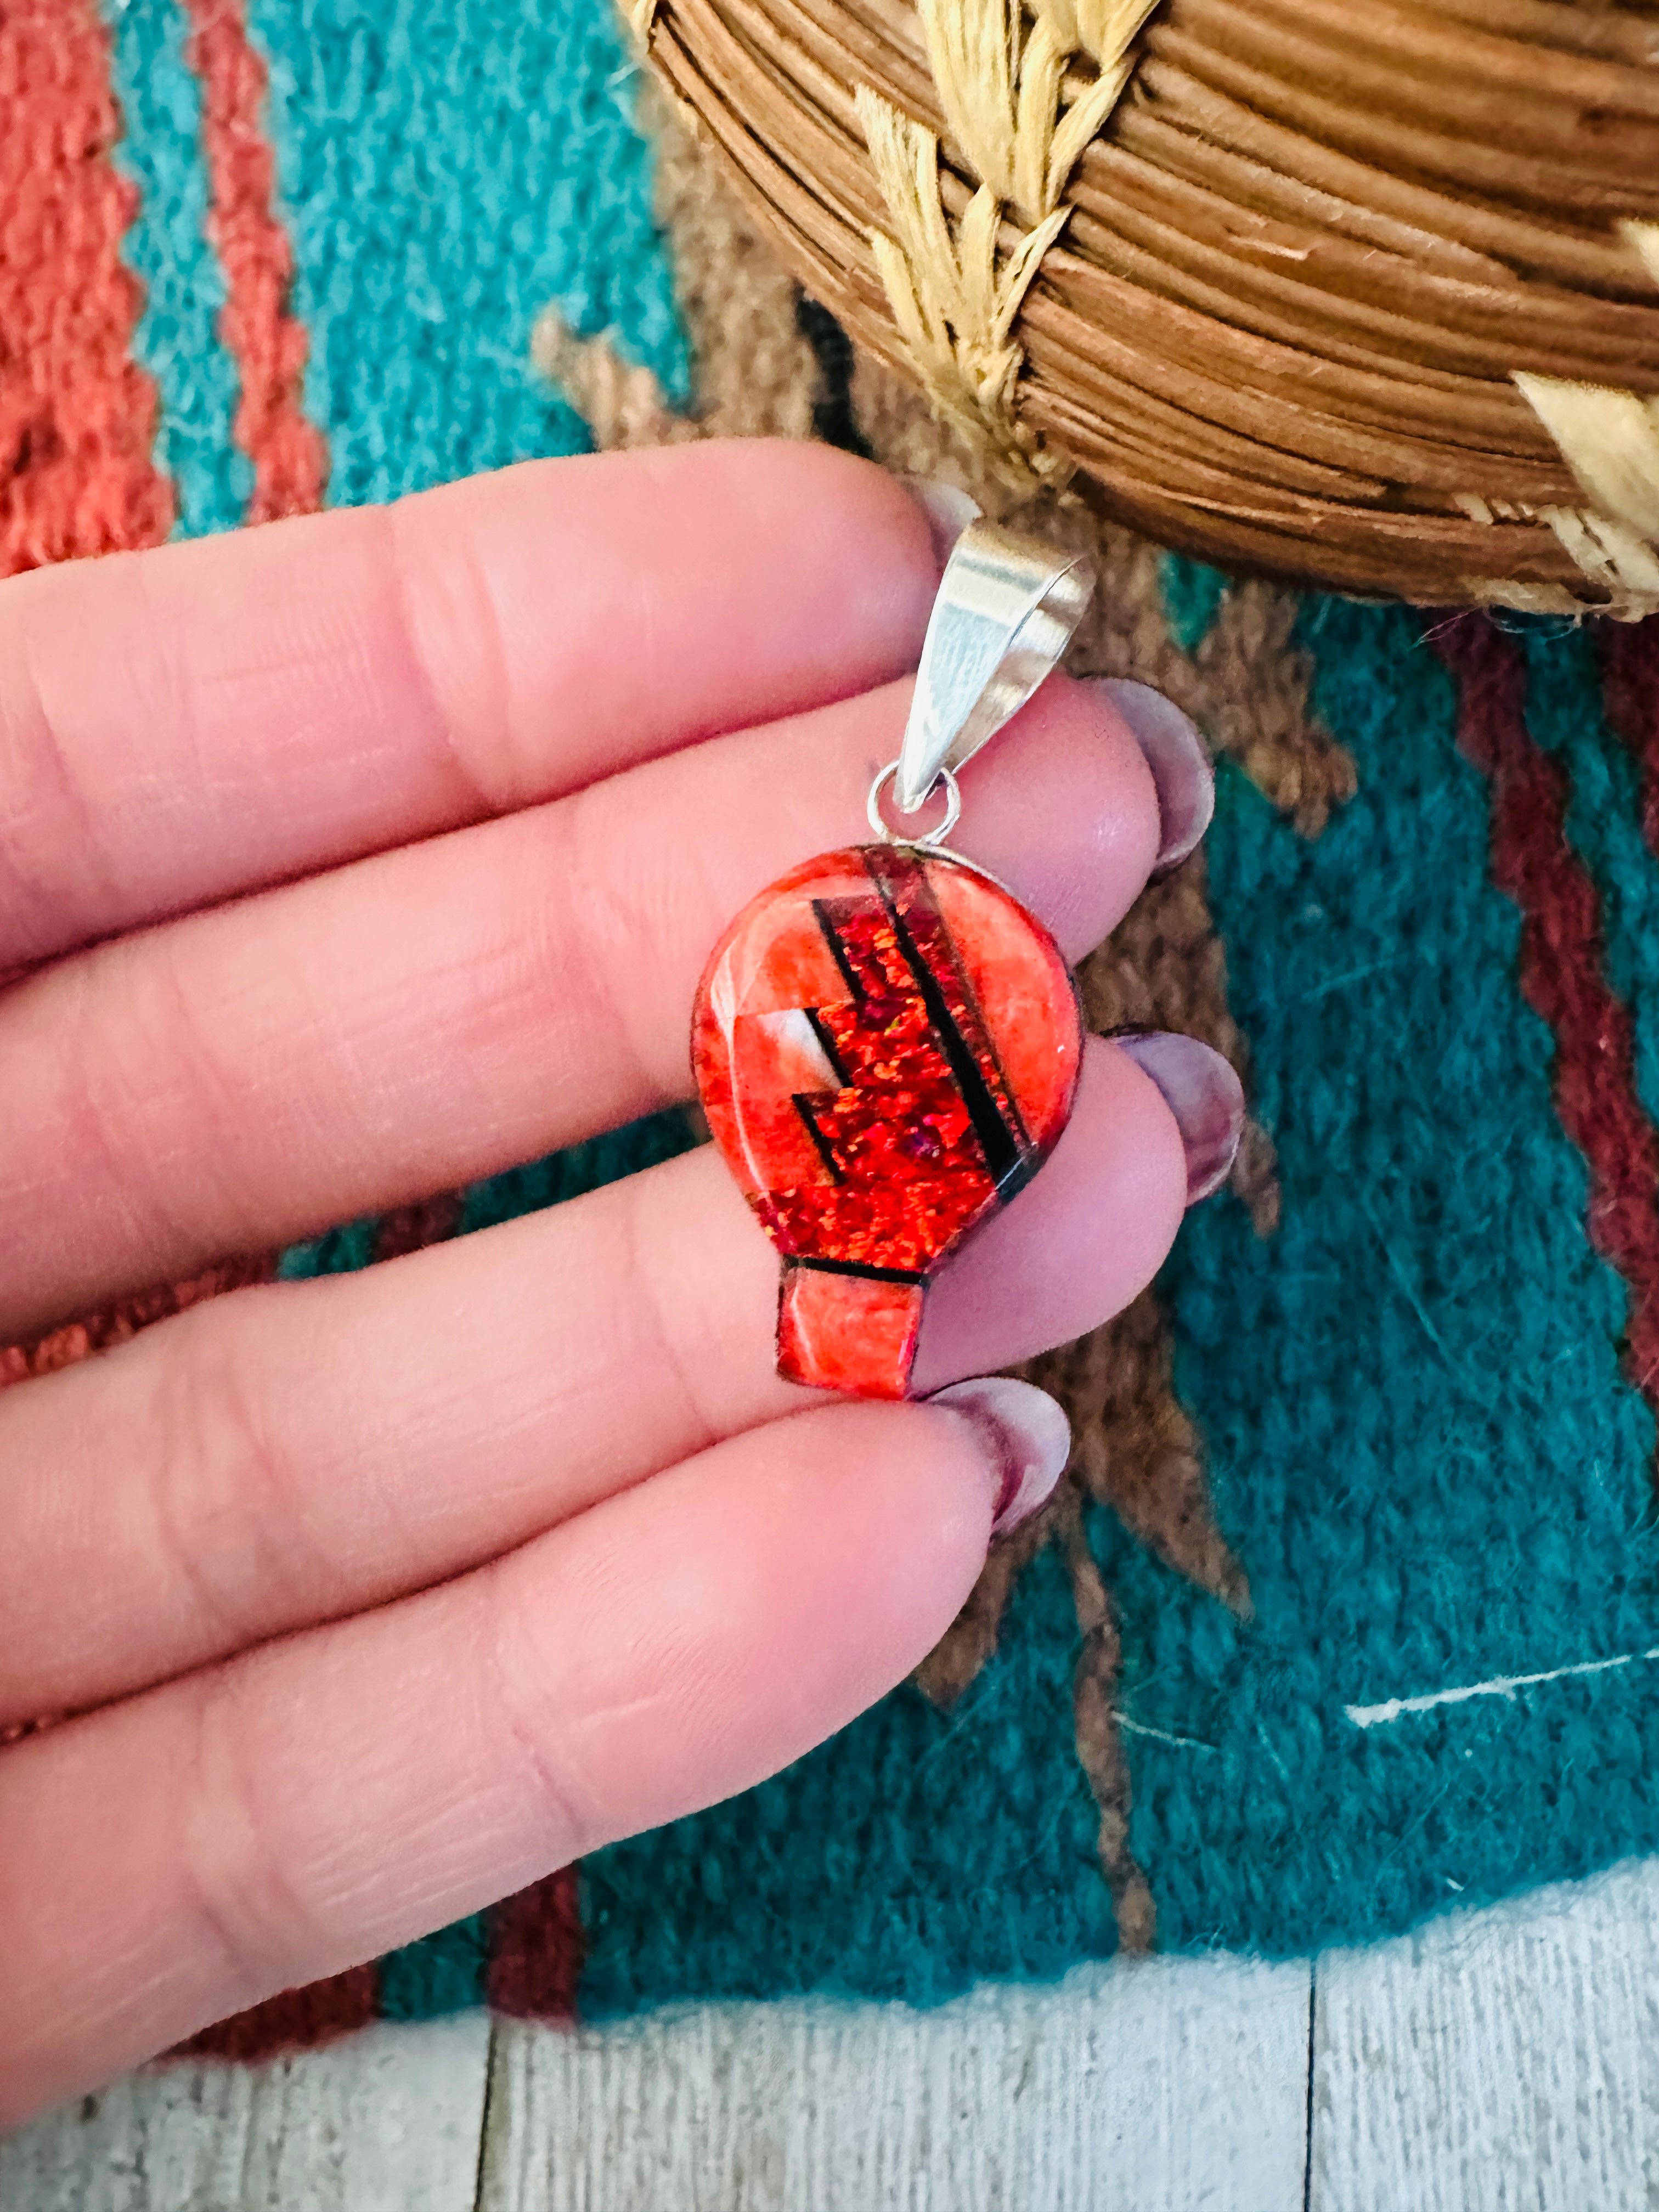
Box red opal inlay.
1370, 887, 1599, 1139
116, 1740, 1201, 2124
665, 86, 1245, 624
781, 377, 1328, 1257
692, 844, 1081, 1398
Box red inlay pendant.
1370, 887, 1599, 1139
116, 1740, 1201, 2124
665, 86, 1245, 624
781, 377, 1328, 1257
692, 843, 1082, 1398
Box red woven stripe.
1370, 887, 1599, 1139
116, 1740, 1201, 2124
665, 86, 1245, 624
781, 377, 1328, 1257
1434, 613, 1659, 1402
0, 0, 172, 574
486, 1867, 584, 2021
0, 1256, 279, 1394
182, 0, 326, 522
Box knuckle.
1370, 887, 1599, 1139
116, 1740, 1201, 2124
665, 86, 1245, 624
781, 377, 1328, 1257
52, 940, 245, 1263
174, 1669, 323, 2007
148, 1297, 334, 1653
482, 1567, 592, 1865
383, 499, 516, 817
0, 612, 121, 957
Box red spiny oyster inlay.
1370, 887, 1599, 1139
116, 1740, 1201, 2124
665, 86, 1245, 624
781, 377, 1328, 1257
693, 845, 1081, 1397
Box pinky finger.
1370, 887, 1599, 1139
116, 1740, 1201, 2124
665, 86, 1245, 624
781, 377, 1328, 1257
0, 1389, 1064, 2123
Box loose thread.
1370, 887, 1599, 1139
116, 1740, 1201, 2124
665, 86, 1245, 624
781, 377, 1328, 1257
1347, 1647, 1659, 1729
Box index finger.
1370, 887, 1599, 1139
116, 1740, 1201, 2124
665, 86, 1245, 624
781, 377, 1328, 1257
0, 442, 938, 969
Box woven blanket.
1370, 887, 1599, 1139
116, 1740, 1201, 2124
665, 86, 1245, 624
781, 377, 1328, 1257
8, 0, 1659, 2060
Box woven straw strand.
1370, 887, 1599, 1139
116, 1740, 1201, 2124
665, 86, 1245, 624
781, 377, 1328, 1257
856, 0, 1156, 489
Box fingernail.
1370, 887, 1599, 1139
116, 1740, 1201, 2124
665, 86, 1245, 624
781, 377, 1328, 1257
1091, 679, 1214, 873
1114, 1030, 1244, 1204
902, 476, 981, 573
927, 1376, 1071, 1537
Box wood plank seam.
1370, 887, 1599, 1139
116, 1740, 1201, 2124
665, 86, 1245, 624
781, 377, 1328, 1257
1302, 1960, 1317, 2212
471, 2018, 502, 2212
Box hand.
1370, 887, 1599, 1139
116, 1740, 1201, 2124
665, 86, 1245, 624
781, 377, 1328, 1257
0, 442, 1220, 2121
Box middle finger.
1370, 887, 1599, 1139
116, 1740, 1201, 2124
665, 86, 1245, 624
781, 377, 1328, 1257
0, 674, 1159, 1335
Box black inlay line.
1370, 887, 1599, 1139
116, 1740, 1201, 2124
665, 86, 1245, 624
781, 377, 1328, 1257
804, 1006, 853, 1087
811, 897, 868, 1001
793, 1093, 846, 1184
864, 861, 1031, 1197
866, 849, 1033, 1154
791, 1256, 924, 1284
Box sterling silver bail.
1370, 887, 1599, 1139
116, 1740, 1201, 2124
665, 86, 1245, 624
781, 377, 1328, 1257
885, 516, 1094, 822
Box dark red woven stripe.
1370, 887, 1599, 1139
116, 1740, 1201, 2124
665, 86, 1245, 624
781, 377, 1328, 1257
175, 1965, 379, 2061
1433, 612, 1659, 1402
486, 1867, 584, 2020
182, 0, 326, 522
0, 0, 172, 573
1602, 618, 1659, 846
374, 1194, 466, 1263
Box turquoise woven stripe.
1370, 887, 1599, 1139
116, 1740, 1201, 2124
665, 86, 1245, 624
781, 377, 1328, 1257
104, 0, 251, 538
242, 0, 690, 507
1159, 552, 1228, 659
274, 1111, 697, 1280
276, 1217, 381, 1278
1516, 620, 1659, 1131
1110, 597, 1659, 1954
458, 1110, 699, 1235
377, 1914, 490, 2019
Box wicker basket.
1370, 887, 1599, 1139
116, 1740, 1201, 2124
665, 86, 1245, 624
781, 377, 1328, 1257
636, 0, 1659, 613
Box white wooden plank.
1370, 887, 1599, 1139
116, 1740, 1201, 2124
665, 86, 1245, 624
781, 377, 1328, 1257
1311, 1855, 1659, 2212
0, 2013, 492, 2212
479, 1956, 1313, 2212
24, 1857, 1659, 2211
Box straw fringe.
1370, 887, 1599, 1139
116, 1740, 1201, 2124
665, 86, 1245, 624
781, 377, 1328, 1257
1468, 381, 1659, 622
1622, 221, 1659, 294
1519, 376, 1659, 545
1468, 234, 1659, 623
1029, 0, 1156, 76
856, 0, 1155, 490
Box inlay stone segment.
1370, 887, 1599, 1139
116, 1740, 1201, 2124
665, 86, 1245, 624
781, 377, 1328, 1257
693, 843, 1081, 1397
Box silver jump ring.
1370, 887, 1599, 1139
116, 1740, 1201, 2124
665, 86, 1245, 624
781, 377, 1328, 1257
867, 760, 962, 848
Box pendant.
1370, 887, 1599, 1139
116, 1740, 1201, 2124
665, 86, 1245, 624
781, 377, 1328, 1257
692, 515, 1095, 1400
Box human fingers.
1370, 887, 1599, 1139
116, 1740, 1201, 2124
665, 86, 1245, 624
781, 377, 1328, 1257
0, 1036, 1197, 1724
0, 672, 1165, 1336
0, 1386, 1070, 2121
0, 443, 938, 970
